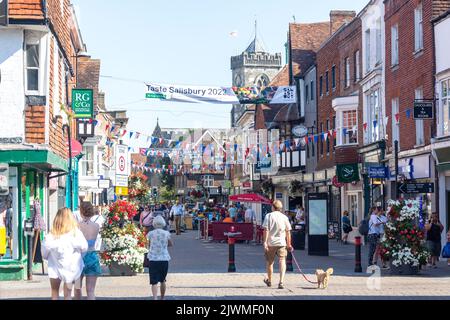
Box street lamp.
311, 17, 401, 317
62, 124, 73, 211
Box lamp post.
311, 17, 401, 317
63, 124, 73, 211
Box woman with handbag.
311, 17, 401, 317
342, 211, 352, 245
145, 215, 173, 300
140, 205, 154, 235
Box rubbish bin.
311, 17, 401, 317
292, 224, 306, 250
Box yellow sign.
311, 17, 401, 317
115, 187, 129, 196
0, 227, 6, 255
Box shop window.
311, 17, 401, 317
441, 79, 450, 136
342, 110, 358, 145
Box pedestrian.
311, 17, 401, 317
425, 213, 444, 268
367, 207, 383, 266
74, 202, 102, 300
245, 206, 256, 224
41, 208, 88, 300
342, 211, 352, 245
170, 201, 185, 235
373, 207, 388, 268
229, 204, 237, 221
262, 200, 293, 290
140, 205, 154, 235
295, 206, 305, 225
446, 231, 450, 267
146, 215, 173, 301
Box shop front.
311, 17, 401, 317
433, 138, 450, 239
0, 150, 68, 281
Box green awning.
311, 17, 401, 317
437, 163, 450, 173
0, 150, 68, 172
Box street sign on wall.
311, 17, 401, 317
72, 89, 94, 119
398, 183, 435, 194
0, 0, 8, 26
414, 101, 434, 120
0, 164, 9, 195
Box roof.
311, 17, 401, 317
245, 36, 266, 53
273, 104, 301, 123
77, 57, 101, 108
289, 22, 331, 78
432, 8, 450, 23
269, 65, 289, 86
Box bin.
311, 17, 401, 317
184, 216, 193, 230
292, 224, 306, 250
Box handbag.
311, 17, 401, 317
143, 253, 150, 268
442, 243, 450, 259
343, 224, 352, 234
142, 211, 154, 228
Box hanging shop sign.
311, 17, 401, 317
337, 163, 360, 184
398, 183, 435, 194
145, 83, 297, 105
0, 0, 7, 26
72, 89, 94, 119
292, 125, 308, 138
413, 100, 434, 120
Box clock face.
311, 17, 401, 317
292, 125, 308, 138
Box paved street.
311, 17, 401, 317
1, 231, 449, 300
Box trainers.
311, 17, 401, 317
278, 283, 285, 290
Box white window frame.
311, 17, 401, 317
414, 3, 423, 52
203, 175, 214, 188
354, 50, 360, 82
441, 78, 450, 137
391, 98, 400, 148
391, 24, 399, 66
365, 29, 371, 73
415, 87, 425, 146
365, 88, 382, 144
376, 18, 382, 64
345, 57, 350, 88
25, 34, 42, 95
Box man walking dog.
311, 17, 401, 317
262, 200, 293, 289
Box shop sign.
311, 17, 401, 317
115, 175, 128, 188
276, 193, 283, 199
72, 89, 94, 119
0, 0, 7, 26
414, 100, 434, 120
242, 181, 252, 189
399, 155, 430, 180
98, 180, 110, 189
292, 125, 308, 138
337, 163, 360, 184
398, 183, 434, 194
0, 137, 22, 144
0, 164, 9, 195
177, 189, 185, 195
368, 166, 388, 179
115, 186, 128, 196
107, 187, 115, 201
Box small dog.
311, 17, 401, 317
315, 268, 334, 289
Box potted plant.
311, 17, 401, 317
261, 179, 275, 199
288, 180, 303, 197
380, 200, 430, 275
100, 200, 148, 276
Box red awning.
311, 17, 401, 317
229, 194, 272, 205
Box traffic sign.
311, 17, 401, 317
398, 183, 434, 194
414, 101, 434, 120
115, 187, 129, 196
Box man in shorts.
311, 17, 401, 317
262, 200, 293, 290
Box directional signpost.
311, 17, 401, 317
398, 183, 435, 194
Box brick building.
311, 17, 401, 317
0, 0, 84, 280
384, 0, 450, 223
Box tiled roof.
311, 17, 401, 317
77, 57, 101, 108
273, 104, 300, 123
269, 65, 289, 86
8, 0, 44, 20
289, 22, 330, 78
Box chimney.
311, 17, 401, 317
98, 92, 105, 109
330, 10, 356, 35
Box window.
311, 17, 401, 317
354, 50, 360, 82
376, 18, 382, 64
365, 29, 371, 72
310, 81, 314, 101
392, 98, 400, 146
366, 89, 382, 144
325, 71, 329, 94
26, 44, 40, 92
415, 87, 424, 145
80, 146, 95, 177
391, 24, 399, 66
332, 66, 336, 90
203, 175, 214, 188
305, 84, 309, 103
333, 116, 336, 148
414, 3, 423, 52
342, 110, 358, 145
319, 76, 323, 96
345, 57, 350, 88
442, 79, 450, 136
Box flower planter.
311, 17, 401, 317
109, 261, 137, 277
390, 262, 419, 276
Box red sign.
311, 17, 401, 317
332, 176, 344, 188
119, 156, 126, 172
242, 181, 252, 189
66, 139, 83, 158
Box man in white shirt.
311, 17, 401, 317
262, 200, 293, 290
245, 206, 256, 224
170, 201, 185, 236
295, 206, 305, 225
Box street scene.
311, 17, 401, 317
1, 0, 450, 303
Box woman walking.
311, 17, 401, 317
74, 202, 101, 300
42, 208, 88, 300
425, 213, 444, 268
342, 211, 352, 245
146, 215, 173, 300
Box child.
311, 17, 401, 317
42, 208, 88, 300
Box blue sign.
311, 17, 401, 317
276, 193, 283, 199
368, 166, 388, 179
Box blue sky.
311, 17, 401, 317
72, 0, 368, 139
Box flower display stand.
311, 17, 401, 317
390, 262, 419, 276
109, 261, 137, 277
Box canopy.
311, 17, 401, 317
229, 194, 272, 205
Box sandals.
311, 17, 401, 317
278, 283, 285, 290
263, 279, 272, 287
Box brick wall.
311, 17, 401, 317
25, 106, 45, 143
8, 0, 44, 20
316, 18, 362, 171
385, 0, 437, 153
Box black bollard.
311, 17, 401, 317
355, 236, 363, 273
228, 236, 236, 272
286, 251, 294, 272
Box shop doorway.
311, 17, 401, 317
288, 196, 303, 212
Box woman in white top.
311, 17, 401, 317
146, 215, 173, 300
42, 208, 88, 300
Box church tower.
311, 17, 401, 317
230, 22, 282, 128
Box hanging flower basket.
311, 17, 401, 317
288, 180, 303, 197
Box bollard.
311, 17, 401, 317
286, 251, 294, 272
228, 236, 236, 272
355, 236, 363, 273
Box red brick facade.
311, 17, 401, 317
316, 17, 362, 170
8, 0, 44, 20
384, 0, 449, 153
